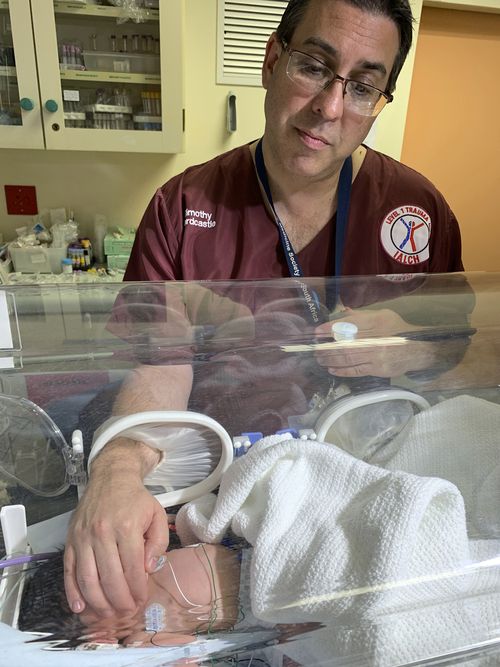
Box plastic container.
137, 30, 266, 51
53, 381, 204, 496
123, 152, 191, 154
10, 247, 67, 274
332, 321, 358, 341
61, 258, 73, 275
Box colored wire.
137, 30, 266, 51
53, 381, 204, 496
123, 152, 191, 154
149, 544, 242, 646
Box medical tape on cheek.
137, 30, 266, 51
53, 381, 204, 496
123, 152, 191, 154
144, 602, 167, 632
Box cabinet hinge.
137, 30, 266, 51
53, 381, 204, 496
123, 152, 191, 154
182, 108, 185, 132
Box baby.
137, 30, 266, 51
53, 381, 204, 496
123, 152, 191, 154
19, 542, 242, 650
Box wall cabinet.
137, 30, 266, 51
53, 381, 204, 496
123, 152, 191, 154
0, 0, 184, 153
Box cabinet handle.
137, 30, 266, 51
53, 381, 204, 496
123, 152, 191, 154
45, 99, 59, 113
20, 98, 35, 111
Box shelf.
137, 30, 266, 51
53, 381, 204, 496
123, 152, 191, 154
52, 1, 159, 21
63, 111, 86, 120
85, 103, 133, 113
60, 69, 160, 84
0, 2, 159, 20
133, 114, 161, 123
0, 66, 17, 78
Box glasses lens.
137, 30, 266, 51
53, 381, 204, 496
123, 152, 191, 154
345, 80, 385, 117
287, 51, 332, 94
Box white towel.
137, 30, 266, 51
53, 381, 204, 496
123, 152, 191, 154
176, 435, 470, 624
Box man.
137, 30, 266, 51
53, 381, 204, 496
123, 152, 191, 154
64, 0, 464, 620
123, 0, 460, 282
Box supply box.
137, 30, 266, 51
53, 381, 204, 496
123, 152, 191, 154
103, 231, 135, 256
106, 254, 130, 271
9, 247, 67, 274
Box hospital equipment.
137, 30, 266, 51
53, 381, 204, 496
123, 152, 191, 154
88, 411, 234, 507
0, 273, 499, 666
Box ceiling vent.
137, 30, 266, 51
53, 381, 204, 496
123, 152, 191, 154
217, 0, 287, 86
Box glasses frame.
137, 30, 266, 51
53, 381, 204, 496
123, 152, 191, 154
281, 41, 394, 117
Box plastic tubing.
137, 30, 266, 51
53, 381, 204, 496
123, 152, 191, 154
0, 551, 59, 571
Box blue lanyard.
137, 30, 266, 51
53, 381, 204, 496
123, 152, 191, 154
254, 138, 353, 279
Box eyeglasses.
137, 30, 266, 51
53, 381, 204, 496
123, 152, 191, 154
281, 42, 393, 117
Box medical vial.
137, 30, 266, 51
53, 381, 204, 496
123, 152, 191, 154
61, 258, 73, 274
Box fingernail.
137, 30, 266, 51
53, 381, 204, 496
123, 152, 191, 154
152, 555, 167, 573
71, 600, 83, 613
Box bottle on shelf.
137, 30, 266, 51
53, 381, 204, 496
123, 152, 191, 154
61, 258, 73, 275
81, 238, 93, 268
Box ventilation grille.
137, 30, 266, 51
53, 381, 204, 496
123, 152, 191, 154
217, 0, 287, 86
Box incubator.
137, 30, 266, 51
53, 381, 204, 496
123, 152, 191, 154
0, 272, 499, 666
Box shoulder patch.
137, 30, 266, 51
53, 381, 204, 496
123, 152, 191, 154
380, 205, 431, 266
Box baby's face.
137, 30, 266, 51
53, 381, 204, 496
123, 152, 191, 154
82, 544, 240, 648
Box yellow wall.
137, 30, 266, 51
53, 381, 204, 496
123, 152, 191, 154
401, 6, 500, 271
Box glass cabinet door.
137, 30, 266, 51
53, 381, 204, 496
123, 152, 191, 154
0, 2, 20, 127
31, 0, 184, 153
0, 0, 44, 149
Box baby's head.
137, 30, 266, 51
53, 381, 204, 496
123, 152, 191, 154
18, 543, 241, 649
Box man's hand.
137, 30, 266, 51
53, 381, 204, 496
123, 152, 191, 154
315, 308, 436, 378
64, 439, 169, 617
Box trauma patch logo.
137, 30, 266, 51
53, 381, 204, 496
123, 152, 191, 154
184, 208, 216, 228
380, 205, 431, 265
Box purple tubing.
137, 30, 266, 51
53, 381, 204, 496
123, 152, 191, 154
0, 551, 59, 570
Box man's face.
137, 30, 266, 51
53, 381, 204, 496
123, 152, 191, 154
262, 0, 400, 182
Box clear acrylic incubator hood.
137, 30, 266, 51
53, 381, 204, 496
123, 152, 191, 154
0, 273, 500, 666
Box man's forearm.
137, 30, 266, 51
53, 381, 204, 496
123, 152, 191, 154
90, 363, 194, 479
113, 363, 193, 414
89, 436, 162, 480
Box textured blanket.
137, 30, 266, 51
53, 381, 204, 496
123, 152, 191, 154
176, 396, 500, 664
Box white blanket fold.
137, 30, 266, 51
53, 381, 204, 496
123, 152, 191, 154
176, 434, 470, 623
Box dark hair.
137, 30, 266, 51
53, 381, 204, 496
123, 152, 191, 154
275, 0, 414, 93
18, 551, 88, 649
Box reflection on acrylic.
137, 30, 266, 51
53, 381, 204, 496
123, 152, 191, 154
14, 539, 310, 664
